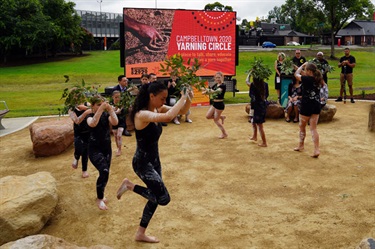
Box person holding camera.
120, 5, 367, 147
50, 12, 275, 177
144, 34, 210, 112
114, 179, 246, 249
336, 48, 356, 103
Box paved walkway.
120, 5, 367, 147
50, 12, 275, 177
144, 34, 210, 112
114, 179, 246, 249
0, 117, 39, 137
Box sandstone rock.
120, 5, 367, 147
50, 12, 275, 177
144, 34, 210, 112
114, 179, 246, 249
29, 118, 74, 157
319, 104, 337, 123
0, 234, 113, 249
0, 172, 58, 245
368, 104, 375, 132
356, 237, 375, 249
245, 103, 285, 119
266, 103, 284, 119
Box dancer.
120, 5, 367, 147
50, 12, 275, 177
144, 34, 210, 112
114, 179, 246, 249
87, 95, 118, 210
111, 90, 126, 156
203, 71, 228, 139
249, 77, 269, 147
116, 82, 192, 243
294, 62, 324, 158
69, 103, 91, 178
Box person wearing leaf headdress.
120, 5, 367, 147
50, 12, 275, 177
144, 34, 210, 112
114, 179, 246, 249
247, 58, 271, 147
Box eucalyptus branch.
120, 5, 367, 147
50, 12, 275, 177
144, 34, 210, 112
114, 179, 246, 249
160, 54, 207, 95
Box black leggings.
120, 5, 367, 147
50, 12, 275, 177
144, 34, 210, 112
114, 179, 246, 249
89, 146, 112, 199
74, 133, 89, 171
132, 155, 170, 228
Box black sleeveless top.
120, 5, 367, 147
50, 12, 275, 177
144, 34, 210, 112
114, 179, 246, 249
87, 112, 111, 148
135, 121, 162, 159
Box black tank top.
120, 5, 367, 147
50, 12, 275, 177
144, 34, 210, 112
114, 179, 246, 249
135, 121, 162, 158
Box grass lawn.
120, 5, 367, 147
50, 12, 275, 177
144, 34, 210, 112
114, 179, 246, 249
0, 47, 374, 117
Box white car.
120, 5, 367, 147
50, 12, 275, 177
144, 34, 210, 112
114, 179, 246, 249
287, 41, 300, 46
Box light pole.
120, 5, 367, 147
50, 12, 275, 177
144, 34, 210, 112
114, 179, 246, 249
97, 0, 102, 13
97, 0, 106, 50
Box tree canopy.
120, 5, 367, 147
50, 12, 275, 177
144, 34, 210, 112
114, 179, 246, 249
204, 2, 233, 12
0, 0, 91, 63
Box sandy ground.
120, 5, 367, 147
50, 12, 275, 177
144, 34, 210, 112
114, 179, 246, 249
0, 101, 374, 249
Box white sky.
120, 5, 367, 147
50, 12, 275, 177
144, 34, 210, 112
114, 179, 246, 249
69, 0, 375, 23
69, 0, 287, 23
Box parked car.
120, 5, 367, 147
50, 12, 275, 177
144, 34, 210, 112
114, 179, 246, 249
286, 41, 300, 46
262, 41, 276, 48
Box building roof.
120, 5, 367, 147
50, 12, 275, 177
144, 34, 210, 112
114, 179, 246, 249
260, 22, 310, 37
337, 20, 375, 36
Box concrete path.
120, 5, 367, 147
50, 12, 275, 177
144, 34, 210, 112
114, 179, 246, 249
0, 117, 39, 137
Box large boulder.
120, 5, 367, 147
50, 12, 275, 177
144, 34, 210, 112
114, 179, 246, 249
319, 104, 337, 123
245, 103, 285, 119
0, 234, 113, 249
356, 237, 375, 249
29, 118, 73, 157
0, 172, 58, 245
368, 103, 375, 132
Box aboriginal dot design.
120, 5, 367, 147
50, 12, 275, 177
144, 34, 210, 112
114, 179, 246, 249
191, 11, 236, 32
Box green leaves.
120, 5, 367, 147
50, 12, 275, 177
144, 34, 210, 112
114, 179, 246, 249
246, 57, 273, 81
280, 57, 295, 76
159, 54, 207, 94
59, 78, 99, 114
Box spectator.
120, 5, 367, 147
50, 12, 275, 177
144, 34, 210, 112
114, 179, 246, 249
313, 51, 330, 84
336, 48, 356, 103
292, 49, 307, 70
113, 75, 132, 136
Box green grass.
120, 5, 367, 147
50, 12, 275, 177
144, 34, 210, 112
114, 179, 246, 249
0, 48, 374, 117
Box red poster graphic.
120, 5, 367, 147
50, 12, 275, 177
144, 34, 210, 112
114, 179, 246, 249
123, 8, 236, 79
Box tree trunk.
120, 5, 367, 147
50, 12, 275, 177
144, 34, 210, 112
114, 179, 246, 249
330, 31, 335, 59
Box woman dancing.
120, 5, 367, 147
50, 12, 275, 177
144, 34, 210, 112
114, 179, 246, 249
87, 95, 118, 210
116, 82, 192, 243
249, 77, 269, 147
294, 62, 324, 158
204, 71, 228, 139
69, 103, 91, 178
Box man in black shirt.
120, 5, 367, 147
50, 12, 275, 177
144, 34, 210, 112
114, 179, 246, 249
336, 48, 356, 103
313, 51, 330, 84
292, 49, 307, 70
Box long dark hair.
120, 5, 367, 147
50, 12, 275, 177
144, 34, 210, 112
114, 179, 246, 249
130, 81, 167, 122
253, 77, 266, 101
305, 63, 324, 88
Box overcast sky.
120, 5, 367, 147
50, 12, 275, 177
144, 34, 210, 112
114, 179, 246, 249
70, 0, 286, 23
70, 0, 375, 23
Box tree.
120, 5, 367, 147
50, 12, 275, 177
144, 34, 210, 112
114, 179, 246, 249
0, 0, 87, 62
204, 2, 233, 11
314, 0, 374, 58
267, 6, 287, 24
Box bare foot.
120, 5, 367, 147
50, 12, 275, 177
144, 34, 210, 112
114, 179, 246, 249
97, 199, 108, 210
135, 232, 160, 243
116, 150, 121, 157
218, 133, 228, 139
311, 151, 320, 158
294, 147, 304, 152
82, 171, 89, 178
258, 143, 267, 147
71, 159, 78, 169
249, 136, 257, 141
117, 178, 130, 200
220, 116, 226, 124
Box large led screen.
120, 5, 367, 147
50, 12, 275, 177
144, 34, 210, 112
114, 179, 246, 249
123, 8, 237, 78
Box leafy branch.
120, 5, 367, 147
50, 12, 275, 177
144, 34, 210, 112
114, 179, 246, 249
58, 77, 101, 115
159, 54, 207, 95
280, 57, 295, 76
310, 59, 335, 73
246, 57, 273, 81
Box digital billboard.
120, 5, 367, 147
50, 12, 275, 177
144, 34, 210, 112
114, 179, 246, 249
122, 8, 237, 78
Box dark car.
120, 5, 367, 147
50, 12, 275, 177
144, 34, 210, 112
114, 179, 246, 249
262, 41, 276, 48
